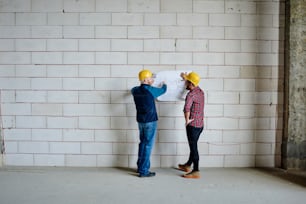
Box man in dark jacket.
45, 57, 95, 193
131, 70, 167, 177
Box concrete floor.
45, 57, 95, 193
0, 167, 305, 204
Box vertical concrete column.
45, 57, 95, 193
284, 0, 306, 170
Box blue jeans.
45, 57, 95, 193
137, 121, 157, 175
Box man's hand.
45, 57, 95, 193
180, 72, 187, 80
185, 118, 194, 126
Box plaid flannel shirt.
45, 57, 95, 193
183, 86, 204, 128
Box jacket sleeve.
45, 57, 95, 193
145, 84, 167, 99
131, 87, 135, 95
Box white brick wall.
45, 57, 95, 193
0, 0, 284, 168
96, 0, 127, 12
31, 26, 62, 38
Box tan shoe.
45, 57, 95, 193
178, 164, 191, 172
182, 171, 200, 179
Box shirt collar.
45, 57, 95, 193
190, 86, 199, 92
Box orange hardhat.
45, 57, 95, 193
185, 72, 200, 86
138, 69, 153, 81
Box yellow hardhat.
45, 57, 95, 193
138, 69, 153, 81
185, 72, 200, 86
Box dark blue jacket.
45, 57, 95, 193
131, 84, 167, 123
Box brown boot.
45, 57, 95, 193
178, 164, 191, 172
182, 171, 200, 179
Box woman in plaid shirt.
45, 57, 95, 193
178, 72, 204, 179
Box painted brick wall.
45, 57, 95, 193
0, 0, 285, 167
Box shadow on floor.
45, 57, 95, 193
255, 168, 306, 187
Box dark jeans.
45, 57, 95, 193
185, 125, 203, 171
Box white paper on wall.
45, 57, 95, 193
153, 70, 191, 101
